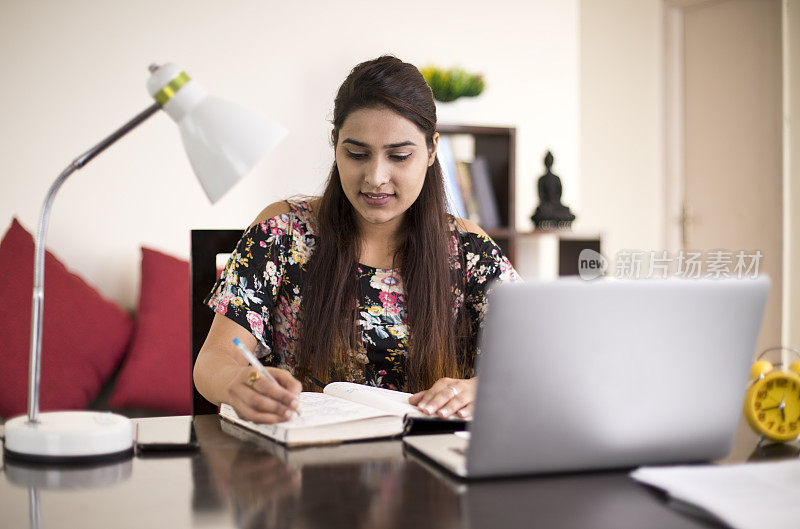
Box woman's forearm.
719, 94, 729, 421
193, 349, 242, 406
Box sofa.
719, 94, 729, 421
0, 218, 195, 421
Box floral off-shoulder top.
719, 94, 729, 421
205, 199, 520, 391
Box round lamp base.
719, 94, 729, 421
3, 411, 133, 464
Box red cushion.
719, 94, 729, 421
108, 247, 192, 414
0, 218, 134, 419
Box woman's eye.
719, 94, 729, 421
346, 151, 410, 161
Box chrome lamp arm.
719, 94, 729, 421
27, 101, 161, 423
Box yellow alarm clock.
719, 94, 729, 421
743, 347, 800, 443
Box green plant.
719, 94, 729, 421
421, 66, 485, 103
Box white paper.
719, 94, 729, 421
630, 460, 800, 529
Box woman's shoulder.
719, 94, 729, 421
248, 201, 292, 229
449, 216, 495, 251
247, 197, 320, 235
451, 216, 489, 238
449, 215, 519, 280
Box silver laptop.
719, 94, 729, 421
403, 277, 770, 478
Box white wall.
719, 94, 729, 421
786, 0, 800, 347
578, 0, 664, 266
0, 0, 579, 310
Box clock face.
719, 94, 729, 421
744, 372, 800, 442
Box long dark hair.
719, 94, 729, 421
295, 55, 471, 392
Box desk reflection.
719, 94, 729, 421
747, 441, 800, 461
402, 449, 724, 529
4, 457, 133, 529
196, 418, 461, 529
1, 415, 775, 529
194, 417, 713, 529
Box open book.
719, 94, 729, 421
220, 420, 405, 467
219, 382, 467, 447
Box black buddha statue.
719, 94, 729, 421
531, 150, 575, 230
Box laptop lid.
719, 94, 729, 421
465, 277, 770, 478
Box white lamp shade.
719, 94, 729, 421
179, 96, 287, 203
147, 63, 287, 203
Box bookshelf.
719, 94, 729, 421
437, 124, 517, 264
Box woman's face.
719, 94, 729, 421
336, 106, 438, 233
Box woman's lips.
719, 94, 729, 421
361, 192, 393, 207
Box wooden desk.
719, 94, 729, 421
1, 415, 796, 529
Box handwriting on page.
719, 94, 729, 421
280, 393, 389, 429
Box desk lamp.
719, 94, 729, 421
3, 63, 286, 462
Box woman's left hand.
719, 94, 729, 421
408, 377, 477, 419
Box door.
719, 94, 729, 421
666, 0, 783, 354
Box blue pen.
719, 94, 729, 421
232, 337, 300, 417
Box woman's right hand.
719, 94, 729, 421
225, 366, 303, 424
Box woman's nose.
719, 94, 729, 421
363, 158, 391, 187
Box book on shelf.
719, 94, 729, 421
468, 156, 501, 230
438, 133, 502, 232
455, 160, 481, 225
436, 135, 468, 218
219, 382, 468, 447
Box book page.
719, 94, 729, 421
324, 382, 426, 417
282, 392, 392, 428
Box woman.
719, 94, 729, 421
194, 55, 519, 424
